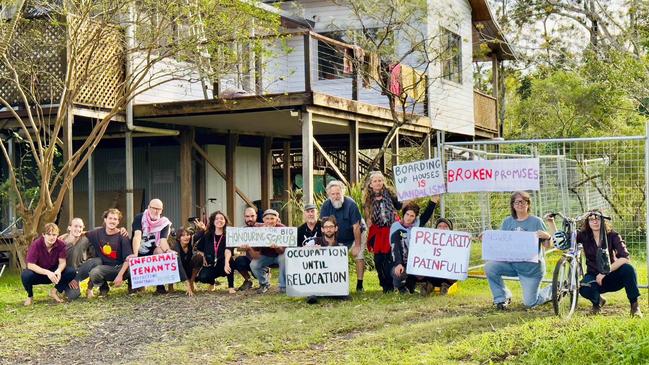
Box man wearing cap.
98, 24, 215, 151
240, 209, 286, 294
297, 204, 321, 247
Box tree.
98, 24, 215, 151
0, 0, 281, 267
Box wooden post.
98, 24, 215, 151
125, 132, 134, 229
492, 54, 501, 136
226, 133, 239, 221
304, 33, 312, 93
301, 111, 314, 204
423, 133, 432, 159
352, 66, 360, 101
61, 108, 74, 227
87, 153, 95, 228
180, 128, 194, 223
391, 129, 400, 167
348, 120, 359, 184
283, 141, 292, 226
261, 136, 273, 210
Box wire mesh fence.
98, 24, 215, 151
440, 136, 648, 285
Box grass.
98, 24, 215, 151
1, 261, 648, 365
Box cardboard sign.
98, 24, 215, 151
285, 246, 349, 297
226, 227, 298, 247
393, 158, 446, 201
481, 230, 539, 263
406, 227, 471, 280
447, 158, 540, 193
128, 252, 180, 289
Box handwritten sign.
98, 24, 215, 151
481, 230, 539, 263
128, 253, 180, 289
406, 227, 471, 280
285, 246, 349, 297
226, 227, 298, 247
446, 158, 540, 193
393, 158, 446, 201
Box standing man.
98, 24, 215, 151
59, 218, 101, 299
297, 204, 321, 247
241, 209, 286, 294
231, 206, 258, 291
87, 209, 134, 297
320, 180, 365, 292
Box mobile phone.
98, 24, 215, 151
187, 216, 199, 223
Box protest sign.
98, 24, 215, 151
226, 226, 298, 247
406, 227, 471, 281
446, 158, 540, 193
285, 246, 349, 297
393, 158, 446, 201
128, 252, 180, 289
481, 230, 539, 263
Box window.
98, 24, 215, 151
441, 28, 462, 84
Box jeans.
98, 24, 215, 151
374, 253, 394, 292
21, 267, 76, 298
485, 260, 551, 308
89, 264, 127, 290
250, 254, 285, 288
233, 256, 253, 278
579, 263, 640, 305
196, 260, 235, 288
65, 257, 103, 300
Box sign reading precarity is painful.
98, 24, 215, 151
481, 230, 539, 263
406, 227, 472, 281
393, 158, 446, 201
446, 158, 540, 193
285, 246, 349, 297
128, 252, 181, 289
226, 227, 298, 247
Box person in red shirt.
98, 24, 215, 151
21, 223, 76, 306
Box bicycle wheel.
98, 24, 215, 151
552, 255, 576, 317
567, 255, 584, 316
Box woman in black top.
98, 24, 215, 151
195, 211, 235, 294
173, 227, 196, 296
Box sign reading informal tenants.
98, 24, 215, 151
226, 227, 298, 247
481, 230, 539, 263
285, 246, 349, 297
393, 158, 446, 201
406, 227, 472, 281
446, 158, 540, 193
128, 252, 180, 289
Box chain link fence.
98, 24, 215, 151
439, 135, 648, 286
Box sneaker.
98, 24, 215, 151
495, 298, 511, 310
279, 287, 286, 294
591, 296, 607, 315
356, 284, 364, 293
398, 286, 409, 294
155, 285, 167, 295
306, 296, 319, 304
631, 301, 643, 318
98, 284, 110, 297
256, 284, 270, 294
420, 282, 434, 296
440, 282, 451, 295
238, 280, 253, 291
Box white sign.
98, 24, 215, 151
226, 227, 298, 247
406, 227, 472, 281
447, 158, 540, 193
481, 230, 539, 263
285, 246, 350, 297
393, 158, 446, 201
128, 253, 181, 289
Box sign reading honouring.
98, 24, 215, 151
393, 158, 446, 201
481, 230, 539, 263
446, 158, 540, 193
285, 246, 349, 297
406, 227, 472, 281
128, 252, 180, 289
226, 227, 298, 247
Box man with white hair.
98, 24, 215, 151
319, 180, 365, 292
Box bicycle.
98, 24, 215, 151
546, 210, 610, 318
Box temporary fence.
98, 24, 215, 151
439, 134, 649, 287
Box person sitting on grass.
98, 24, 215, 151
422, 217, 458, 296
22, 223, 76, 306
390, 197, 438, 294
171, 227, 196, 296
194, 211, 235, 294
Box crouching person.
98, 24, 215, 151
193, 211, 235, 294
22, 223, 76, 305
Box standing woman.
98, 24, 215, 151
363, 171, 402, 293
484, 191, 552, 309
194, 211, 235, 294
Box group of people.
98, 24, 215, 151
20, 176, 643, 316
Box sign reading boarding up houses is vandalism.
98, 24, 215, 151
226, 227, 298, 248
406, 227, 472, 281
393, 158, 446, 201
481, 230, 539, 263
285, 246, 349, 297
446, 158, 540, 193
128, 253, 181, 289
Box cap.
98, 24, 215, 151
262, 209, 280, 218
304, 203, 317, 211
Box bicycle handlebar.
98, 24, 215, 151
545, 211, 611, 222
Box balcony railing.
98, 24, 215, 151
474, 90, 498, 135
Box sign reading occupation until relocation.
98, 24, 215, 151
393, 158, 446, 201
285, 246, 349, 297
481, 230, 540, 263
128, 253, 181, 289
226, 227, 298, 247
406, 227, 472, 281
446, 158, 540, 193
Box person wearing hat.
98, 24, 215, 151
240, 208, 287, 294
297, 204, 321, 247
